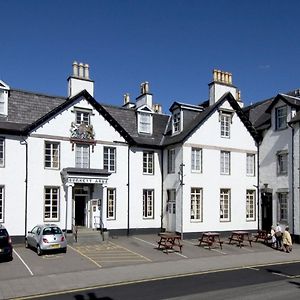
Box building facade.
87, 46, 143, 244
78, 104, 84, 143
0, 65, 259, 240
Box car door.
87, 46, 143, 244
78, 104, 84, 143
27, 226, 39, 247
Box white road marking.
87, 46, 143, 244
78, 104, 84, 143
211, 248, 227, 255
13, 249, 34, 276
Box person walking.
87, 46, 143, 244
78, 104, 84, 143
282, 226, 292, 253
275, 223, 283, 250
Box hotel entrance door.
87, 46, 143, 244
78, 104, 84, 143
75, 195, 86, 226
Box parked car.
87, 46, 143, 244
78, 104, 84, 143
0, 225, 13, 261
25, 224, 67, 256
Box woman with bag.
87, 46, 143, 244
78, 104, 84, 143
282, 226, 292, 253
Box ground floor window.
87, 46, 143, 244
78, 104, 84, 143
220, 189, 230, 221
44, 187, 59, 221
107, 188, 116, 220
0, 186, 4, 222
278, 192, 288, 222
143, 189, 154, 219
246, 189, 256, 221
190, 188, 202, 221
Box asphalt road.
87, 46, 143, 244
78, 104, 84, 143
24, 262, 300, 300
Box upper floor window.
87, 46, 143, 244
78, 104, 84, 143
246, 153, 255, 176
0, 138, 4, 167
138, 112, 152, 134
191, 148, 202, 172
44, 186, 59, 221
220, 151, 230, 175
277, 151, 288, 175
75, 144, 90, 168
76, 109, 90, 125
0, 81, 9, 116
167, 149, 175, 174
104, 147, 116, 172
275, 106, 287, 130
0, 91, 5, 115
44, 142, 60, 169
246, 190, 256, 221
220, 113, 231, 138
278, 192, 288, 222
190, 188, 203, 221
173, 112, 181, 134
0, 186, 4, 222
143, 151, 154, 175
220, 188, 231, 222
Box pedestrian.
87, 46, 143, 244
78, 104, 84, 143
275, 223, 282, 250
268, 226, 276, 248
282, 226, 292, 253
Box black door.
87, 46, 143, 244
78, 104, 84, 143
75, 196, 86, 226
261, 192, 272, 231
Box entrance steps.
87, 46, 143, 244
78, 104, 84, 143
68, 226, 109, 245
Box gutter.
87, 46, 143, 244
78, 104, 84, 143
20, 137, 28, 239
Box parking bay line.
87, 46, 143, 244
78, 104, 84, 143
68, 245, 102, 268
13, 249, 34, 276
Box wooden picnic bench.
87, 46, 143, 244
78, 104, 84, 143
157, 232, 183, 254
198, 232, 224, 250
253, 230, 268, 243
228, 231, 252, 248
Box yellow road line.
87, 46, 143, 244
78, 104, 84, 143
68, 245, 102, 268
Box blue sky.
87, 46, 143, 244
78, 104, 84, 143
1, 0, 300, 113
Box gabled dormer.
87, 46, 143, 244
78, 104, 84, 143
137, 104, 153, 135
0, 80, 10, 117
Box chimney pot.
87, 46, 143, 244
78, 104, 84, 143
124, 93, 130, 104
72, 61, 78, 77
79, 63, 84, 78
84, 64, 90, 79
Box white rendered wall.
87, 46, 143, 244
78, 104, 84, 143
0, 135, 26, 236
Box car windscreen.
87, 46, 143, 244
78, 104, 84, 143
0, 229, 8, 238
42, 227, 62, 235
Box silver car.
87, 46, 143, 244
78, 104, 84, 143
25, 224, 67, 256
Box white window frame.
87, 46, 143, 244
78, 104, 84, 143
191, 148, 202, 173
75, 144, 90, 168
277, 152, 288, 175
143, 151, 154, 175
0, 138, 4, 167
104, 147, 116, 172
167, 149, 175, 173
275, 106, 287, 130
143, 189, 154, 219
220, 151, 230, 175
76, 109, 90, 125
220, 189, 231, 221
172, 111, 181, 134
44, 186, 59, 221
44, 141, 60, 169
190, 188, 203, 222
278, 192, 288, 222
220, 113, 231, 138
246, 153, 255, 176
0, 186, 4, 222
107, 188, 116, 220
138, 112, 152, 134
246, 189, 256, 221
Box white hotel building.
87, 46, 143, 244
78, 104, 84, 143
0, 64, 259, 241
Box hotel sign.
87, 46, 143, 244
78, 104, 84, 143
67, 177, 108, 184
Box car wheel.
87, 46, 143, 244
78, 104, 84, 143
37, 245, 43, 256
62, 247, 67, 253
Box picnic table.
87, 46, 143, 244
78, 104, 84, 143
253, 230, 268, 243
157, 232, 183, 254
228, 231, 252, 248
198, 232, 223, 250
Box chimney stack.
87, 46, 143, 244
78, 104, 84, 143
209, 69, 243, 107
68, 61, 94, 97
136, 81, 153, 109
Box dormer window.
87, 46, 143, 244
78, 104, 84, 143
0, 80, 10, 116
220, 112, 231, 138
137, 105, 153, 135
275, 106, 287, 130
173, 111, 181, 134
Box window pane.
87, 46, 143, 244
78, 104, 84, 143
246, 190, 256, 220
220, 189, 230, 221
44, 187, 59, 221
190, 188, 202, 221
76, 144, 90, 168
104, 147, 116, 172
143, 190, 154, 218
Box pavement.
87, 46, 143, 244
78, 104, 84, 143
0, 235, 300, 300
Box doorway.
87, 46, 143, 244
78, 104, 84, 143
261, 192, 273, 231
75, 195, 86, 226
167, 189, 176, 232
